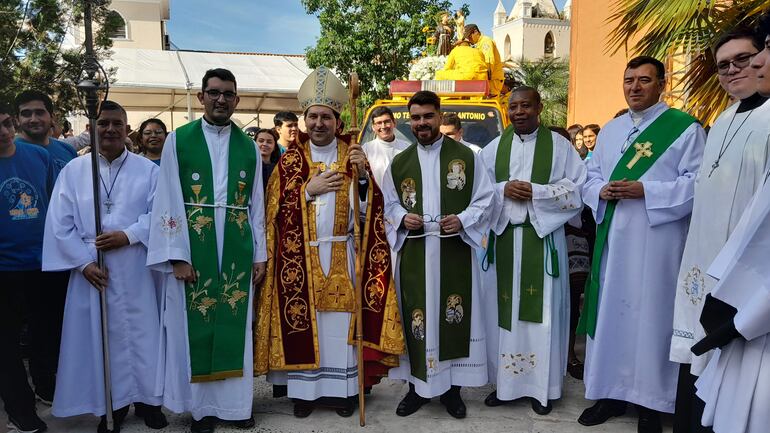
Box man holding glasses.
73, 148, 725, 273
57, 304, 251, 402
670, 28, 770, 433
147, 68, 267, 433
382, 90, 494, 419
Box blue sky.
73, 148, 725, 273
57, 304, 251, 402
167, 0, 568, 54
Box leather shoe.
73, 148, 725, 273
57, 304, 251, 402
578, 399, 626, 426
567, 359, 584, 380
190, 416, 216, 433
134, 403, 168, 429
97, 406, 130, 433
636, 406, 662, 433
293, 402, 314, 418
227, 416, 256, 429
396, 389, 430, 417
484, 391, 509, 407
531, 398, 553, 415
439, 387, 466, 419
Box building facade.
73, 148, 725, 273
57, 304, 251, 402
491, 0, 570, 63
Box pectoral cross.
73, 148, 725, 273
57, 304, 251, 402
104, 198, 113, 214
312, 198, 326, 217
626, 141, 653, 169
427, 357, 436, 370
501, 292, 510, 302
526, 285, 537, 296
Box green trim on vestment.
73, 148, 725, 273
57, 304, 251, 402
390, 137, 474, 381
176, 119, 257, 381
577, 108, 697, 338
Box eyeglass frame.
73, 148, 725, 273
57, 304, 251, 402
716, 52, 759, 76
421, 214, 446, 223
204, 89, 238, 101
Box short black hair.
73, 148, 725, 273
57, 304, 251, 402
273, 111, 299, 127
713, 28, 763, 56
100, 100, 127, 118
510, 85, 542, 104
138, 118, 167, 136
370, 106, 395, 121
756, 11, 770, 40
626, 56, 666, 81
15, 90, 54, 115
202, 68, 237, 91
407, 90, 441, 111
549, 126, 571, 141
441, 112, 462, 130
0, 102, 12, 116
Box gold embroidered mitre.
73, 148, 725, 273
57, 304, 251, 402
297, 66, 348, 114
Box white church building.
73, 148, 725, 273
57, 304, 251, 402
491, 0, 571, 63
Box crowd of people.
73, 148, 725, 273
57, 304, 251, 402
3, 13, 770, 433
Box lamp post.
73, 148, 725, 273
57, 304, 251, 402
75, 1, 114, 430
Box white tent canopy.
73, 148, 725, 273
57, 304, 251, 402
103, 48, 312, 117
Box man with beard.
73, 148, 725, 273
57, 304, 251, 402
43, 101, 166, 432
256, 66, 405, 419
362, 106, 410, 187
480, 86, 586, 415
578, 56, 706, 433
692, 14, 770, 432
382, 90, 494, 419
670, 28, 770, 433
147, 68, 267, 433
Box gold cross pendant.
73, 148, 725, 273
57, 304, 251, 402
626, 141, 654, 169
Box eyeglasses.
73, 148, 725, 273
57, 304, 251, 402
421, 214, 446, 223
716, 52, 758, 75
204, 89, 237, 101
373, 119, 394, 127
142, 129, 165, 136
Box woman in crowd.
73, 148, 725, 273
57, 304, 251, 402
138, 118, 167, 165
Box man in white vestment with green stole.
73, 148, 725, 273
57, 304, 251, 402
147, 68, 267, 433
578, 56, 706, 433
382, 90, 495, 419
480, 86, 586, 415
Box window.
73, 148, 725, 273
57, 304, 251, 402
504, 35, 511, 60
544, 31, 555, 58
107, 10, 127, 39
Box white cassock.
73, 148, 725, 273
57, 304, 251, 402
146, 120, 267, 421
267, 139, 365, 400
671, 97, 770, 374
695, 168, 770, 433
43, 151, 161, 416
460, 138, 483, 154
582, 102, 706, 413
383, 136, 495, 398
362, 137, 410, 188
480, 130, 587, 406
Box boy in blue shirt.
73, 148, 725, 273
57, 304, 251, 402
0, 102, 53, 433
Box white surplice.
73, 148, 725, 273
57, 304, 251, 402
670, 97, 770, 375
695, 168, 770, 433
266, 138, 365, 400
42, 151, 162, 416
382, 136, 495, 398
582, 102, 706, 413
146, 119, 267, 421
480, 130, 586, 406
362, 137, 410, 188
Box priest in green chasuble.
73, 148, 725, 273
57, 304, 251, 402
147, 68, 267, 433
479, 86, 586, 415
382, 90, 495, 419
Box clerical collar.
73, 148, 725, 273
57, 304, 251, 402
201, 116, 231, 132
310, 138, 338, 153
737, 93, 768, 113
629, 102, 665, 126
515, 128, 538, 142
418, 134, 444, 149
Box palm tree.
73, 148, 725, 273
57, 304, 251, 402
512, 56, 570, 127
607, 0, 770, 124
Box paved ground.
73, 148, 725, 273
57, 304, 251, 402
3, 375, 674, 433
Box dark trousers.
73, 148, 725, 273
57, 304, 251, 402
674, 363, 714, 433
0, 269, 68, 418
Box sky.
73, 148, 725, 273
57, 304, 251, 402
167, 0, 569, 55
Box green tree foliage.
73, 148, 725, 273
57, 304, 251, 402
513, 57, 570, 127
301, 0, 469, 122
0, 0, 117, 117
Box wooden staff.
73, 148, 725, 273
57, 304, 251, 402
348, 72, 366, 427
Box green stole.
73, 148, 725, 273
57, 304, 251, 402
390, 137, 475, 381
489, 125, 556, 328
176, 119, 257, 382
577, 108, 697, 337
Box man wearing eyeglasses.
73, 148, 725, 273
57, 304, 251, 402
362, 106, 409, 187
382, 90, 495, 419
669, 28, 770, 433
577, 56, 706, 433
146, 68, 267, 433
